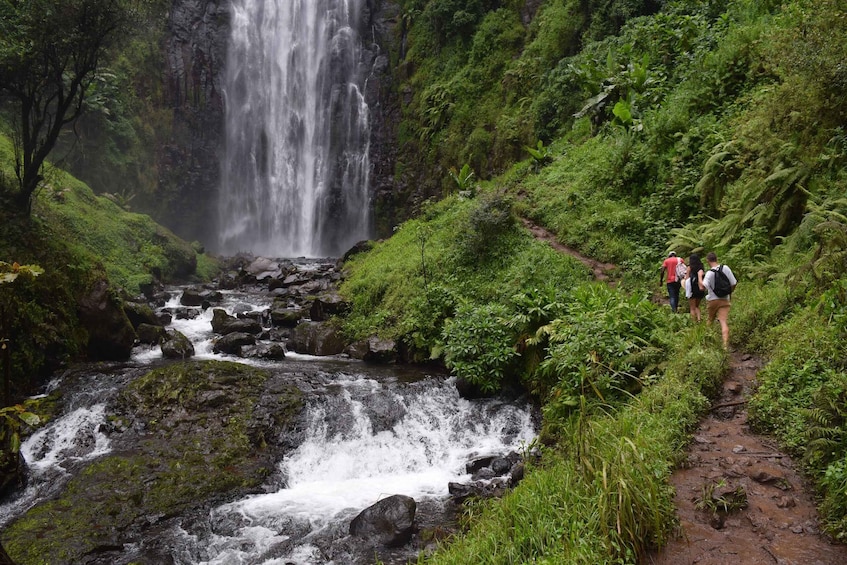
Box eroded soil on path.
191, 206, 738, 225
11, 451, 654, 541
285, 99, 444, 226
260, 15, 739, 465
520, 219, 616, 281
646, 353, 847, 565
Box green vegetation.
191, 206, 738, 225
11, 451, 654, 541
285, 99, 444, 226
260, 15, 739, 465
0, 134, 210, 392
1, 0, 846, 561
340, 0, 847, 560
0, 0, 132, 213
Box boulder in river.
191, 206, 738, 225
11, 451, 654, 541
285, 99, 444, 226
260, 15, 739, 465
210, 309, 262, 335
161, 329, 195, 359
77, 278, 136, 361
289, 321, 346, 356
349, 494, 416, 548
213, 332, 256, 356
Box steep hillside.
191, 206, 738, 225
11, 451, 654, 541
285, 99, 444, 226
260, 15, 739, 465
0, 135, 212, 393
341, 0, 847, 560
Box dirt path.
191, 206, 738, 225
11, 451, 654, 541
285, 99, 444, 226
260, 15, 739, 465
520, 219, 846, 563
520, 218, 616, 281
646, 352, 847, 565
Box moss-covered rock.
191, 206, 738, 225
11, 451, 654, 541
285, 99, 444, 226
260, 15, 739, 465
1, 360, 304, 565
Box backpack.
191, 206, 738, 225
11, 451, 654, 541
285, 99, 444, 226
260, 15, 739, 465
711, 265, 732, 298
674, 258, 687, 282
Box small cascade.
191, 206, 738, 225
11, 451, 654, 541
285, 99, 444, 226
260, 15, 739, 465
218, 0, 372, 257
1, 279, 539, 565
173, 376, 536, 564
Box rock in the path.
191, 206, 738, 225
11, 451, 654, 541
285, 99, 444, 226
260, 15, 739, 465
349, 494, 416, 548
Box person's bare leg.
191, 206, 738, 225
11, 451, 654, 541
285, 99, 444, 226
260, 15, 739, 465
717, 305, 730, 347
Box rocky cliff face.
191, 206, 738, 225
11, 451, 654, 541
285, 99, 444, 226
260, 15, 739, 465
158, 0, 404, 251
361, 0, 404, 239
158, 0, 229, 247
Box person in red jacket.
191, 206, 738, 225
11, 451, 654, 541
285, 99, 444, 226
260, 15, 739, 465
660, 251, 684, 313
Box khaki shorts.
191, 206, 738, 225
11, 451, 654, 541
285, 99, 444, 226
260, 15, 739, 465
707, 299, 731, 322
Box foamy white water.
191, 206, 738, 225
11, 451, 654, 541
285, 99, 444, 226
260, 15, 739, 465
175, 376, 536, 565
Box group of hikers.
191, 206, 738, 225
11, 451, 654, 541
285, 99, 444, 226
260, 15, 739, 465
660, 251, 738, 348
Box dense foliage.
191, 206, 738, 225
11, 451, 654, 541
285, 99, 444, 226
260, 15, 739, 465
340, 0, 847, 560
1, 0, 847, 561
0, 135, 206, 395
0, 0, 132, 212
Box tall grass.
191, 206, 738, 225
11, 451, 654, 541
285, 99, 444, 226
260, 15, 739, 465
424, 335, 721, 564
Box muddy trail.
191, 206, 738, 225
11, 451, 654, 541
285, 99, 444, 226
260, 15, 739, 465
520, 219, 616, 281
521, 218, 847, 564
646, 352, 847, 565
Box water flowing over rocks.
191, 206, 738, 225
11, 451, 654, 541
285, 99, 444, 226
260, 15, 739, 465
0, 255, 540, 565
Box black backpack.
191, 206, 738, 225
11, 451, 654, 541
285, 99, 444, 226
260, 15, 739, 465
711, 265, 732, 298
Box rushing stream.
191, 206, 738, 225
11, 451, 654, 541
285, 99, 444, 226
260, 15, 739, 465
0, 277, 538, 564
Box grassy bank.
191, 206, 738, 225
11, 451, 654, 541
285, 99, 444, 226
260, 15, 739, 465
0, 134, 212, 389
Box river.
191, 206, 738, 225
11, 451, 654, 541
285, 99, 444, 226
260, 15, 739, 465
0, 276, 537, 565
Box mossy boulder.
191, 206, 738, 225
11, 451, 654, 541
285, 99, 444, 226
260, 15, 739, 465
1, 360, 304, 565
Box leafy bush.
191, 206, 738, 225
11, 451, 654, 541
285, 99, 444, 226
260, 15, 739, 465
442, 302, 518, 393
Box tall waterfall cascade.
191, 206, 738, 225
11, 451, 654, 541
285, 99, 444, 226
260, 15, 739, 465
219, 0, 372, 258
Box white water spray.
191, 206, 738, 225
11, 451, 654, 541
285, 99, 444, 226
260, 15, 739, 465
219, 0, 372, 257
176, 377, 536, 564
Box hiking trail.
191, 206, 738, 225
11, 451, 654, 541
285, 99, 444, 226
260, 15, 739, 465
522, 218, 847, 564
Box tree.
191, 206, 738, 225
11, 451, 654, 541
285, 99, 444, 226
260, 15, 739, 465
0, 0, 129, 213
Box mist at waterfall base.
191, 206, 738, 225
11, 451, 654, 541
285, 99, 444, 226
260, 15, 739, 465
218, 0, 373, 258
1, 285, 538, 565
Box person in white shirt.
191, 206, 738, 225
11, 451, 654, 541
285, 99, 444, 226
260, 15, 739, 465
700, 252, 738, 348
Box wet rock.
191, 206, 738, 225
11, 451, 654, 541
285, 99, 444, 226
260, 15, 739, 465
345, 339, 370, 360
137, 323, 167, 345
509, 462, 525, 487
123, 301, 160, 329
491, 457, 512, 476
180, 288, 205, 306
349, 494, 416, 548
161, 330, 195, 359
77, 278, 136, 361
472, 467, 496, 481
363, 337, 397, 364
245, 257, 284, 280
211, 309, 262, 335
213, 332, 256, 355
289, 321, 346, 356
270, 307, 308, 328
309, 292, 350, 321
342, 240, 374, 262
448, 479, 510, 504
466, 456, 496, 475
255, 343, 287, 360
174, 307, 200, 320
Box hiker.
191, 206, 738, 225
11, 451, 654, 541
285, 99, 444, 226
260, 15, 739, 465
700, 252, 737, 348
660, 251, 685, 313
687, 253, 706, 322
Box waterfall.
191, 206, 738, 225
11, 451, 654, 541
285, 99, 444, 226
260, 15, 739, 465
219, 0, 372, 258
